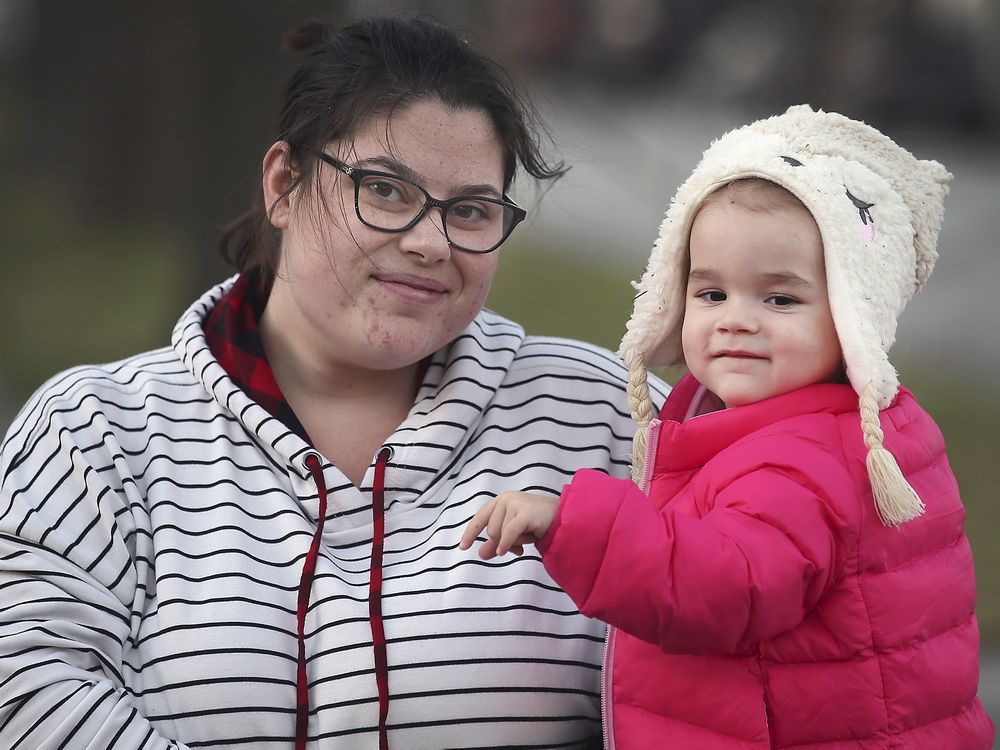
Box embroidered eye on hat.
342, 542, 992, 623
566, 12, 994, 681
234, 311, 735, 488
621, 104, 952, 526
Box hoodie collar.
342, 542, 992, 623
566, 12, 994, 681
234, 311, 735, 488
173, 276, 524, 518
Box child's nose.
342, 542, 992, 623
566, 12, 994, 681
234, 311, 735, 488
716, 300, 759, 334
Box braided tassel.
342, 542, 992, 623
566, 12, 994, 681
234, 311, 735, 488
860, 382, 925, 526
627, 352, 654, 484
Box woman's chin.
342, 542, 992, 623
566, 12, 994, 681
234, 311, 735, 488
354, 330, 450, 373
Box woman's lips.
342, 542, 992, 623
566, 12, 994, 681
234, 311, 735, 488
373, 272, 448, 303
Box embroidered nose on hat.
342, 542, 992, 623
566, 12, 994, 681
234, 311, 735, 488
621, 104, 952, 526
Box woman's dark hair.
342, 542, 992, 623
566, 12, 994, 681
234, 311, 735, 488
220, 15, 566, 279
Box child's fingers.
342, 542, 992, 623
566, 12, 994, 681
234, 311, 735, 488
485, 501, 509, 549
461, 492, 545, 558
496, 514, 530, 556
477, 538, 501, 560
459, 499, 497, 550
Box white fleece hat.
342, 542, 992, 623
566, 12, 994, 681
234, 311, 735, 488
621, 104, 952, 525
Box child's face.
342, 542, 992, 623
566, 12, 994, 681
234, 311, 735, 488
681, 200, 843, 407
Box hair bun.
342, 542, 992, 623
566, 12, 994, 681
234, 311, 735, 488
284, 19, 330, 54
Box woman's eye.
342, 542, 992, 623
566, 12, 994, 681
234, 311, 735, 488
360, 175, 421, 207
367, 180, 404, 202
767, 294, 797, 307
449, 201, 493, 225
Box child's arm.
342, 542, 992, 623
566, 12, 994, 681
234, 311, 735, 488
459, 491, 559, 559
540, 463, 856, 655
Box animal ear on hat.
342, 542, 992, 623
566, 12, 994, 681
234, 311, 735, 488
908, 158, 952, 291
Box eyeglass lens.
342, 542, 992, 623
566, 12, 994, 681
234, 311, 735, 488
356, 174, 512, 252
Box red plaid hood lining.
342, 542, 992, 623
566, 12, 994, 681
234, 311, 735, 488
203, 272, 311, 445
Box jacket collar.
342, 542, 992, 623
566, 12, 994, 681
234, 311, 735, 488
655, 372, 860, 472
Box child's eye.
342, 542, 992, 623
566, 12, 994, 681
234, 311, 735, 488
766, 294, 798, 307
696, 290, 727, 303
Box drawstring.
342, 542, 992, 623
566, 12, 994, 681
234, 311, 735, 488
371, 446, 392, 750
295, 448, 393, 750
297, 453, 328, 750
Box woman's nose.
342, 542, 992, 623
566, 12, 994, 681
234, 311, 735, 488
397, 208, 452, 263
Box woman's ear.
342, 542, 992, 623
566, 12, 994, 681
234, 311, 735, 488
262, 141, 296, 229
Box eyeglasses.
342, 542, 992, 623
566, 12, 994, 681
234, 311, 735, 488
313, 151, 526, 254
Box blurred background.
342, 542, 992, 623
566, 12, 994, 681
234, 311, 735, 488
1, 0, 997, 727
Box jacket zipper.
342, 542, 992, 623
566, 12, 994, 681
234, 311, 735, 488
601, 419, 662, 750
760, 653, 776, 749
640, 419, 662, 493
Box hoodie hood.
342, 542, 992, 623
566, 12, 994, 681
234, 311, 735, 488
173, 276, 523, 527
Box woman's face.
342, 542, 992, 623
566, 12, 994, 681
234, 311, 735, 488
263, 99, 505, 375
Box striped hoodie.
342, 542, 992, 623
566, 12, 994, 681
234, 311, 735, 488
0, 278, 666, 749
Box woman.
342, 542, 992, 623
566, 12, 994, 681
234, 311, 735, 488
0, 15, 666, 750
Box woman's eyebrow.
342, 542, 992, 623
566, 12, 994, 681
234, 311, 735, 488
457, 182, 502, 198
355, 156, 425, 183
355, 156, 501, 197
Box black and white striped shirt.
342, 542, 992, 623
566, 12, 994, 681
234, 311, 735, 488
0, 279, 667, 749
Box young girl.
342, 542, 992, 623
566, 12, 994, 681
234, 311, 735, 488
461, 105, 995, 748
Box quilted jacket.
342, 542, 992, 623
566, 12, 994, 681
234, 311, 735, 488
539, 374, 994, 749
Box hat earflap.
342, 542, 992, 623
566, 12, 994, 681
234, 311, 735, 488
859, 381, 926, 526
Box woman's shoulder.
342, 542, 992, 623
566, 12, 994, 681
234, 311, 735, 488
1, 346, 203, 465
515, 334, 669, 403
511, 330, 665, 390
516, 334, 625, 376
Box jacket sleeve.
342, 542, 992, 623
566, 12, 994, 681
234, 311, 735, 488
0, 395, 190, 749
539, 463, 855, 654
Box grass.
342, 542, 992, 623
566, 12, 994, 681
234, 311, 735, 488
0, 183, 187, 405
486, 240, 640, 353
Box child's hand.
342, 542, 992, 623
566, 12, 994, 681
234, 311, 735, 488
459, 491, 559, 559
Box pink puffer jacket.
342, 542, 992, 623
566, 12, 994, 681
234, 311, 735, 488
539, 375, 993, 749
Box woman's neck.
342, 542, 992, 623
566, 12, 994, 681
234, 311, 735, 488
258, 286, 422, 406
258, 293, 423, 484
261, 324, 421, 407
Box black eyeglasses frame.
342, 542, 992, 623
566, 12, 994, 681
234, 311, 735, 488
312, 151, 527, 254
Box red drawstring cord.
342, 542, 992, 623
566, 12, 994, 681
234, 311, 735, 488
296, 454, 328, 750
296, 449, 392, 750
371, 447, 392, 750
